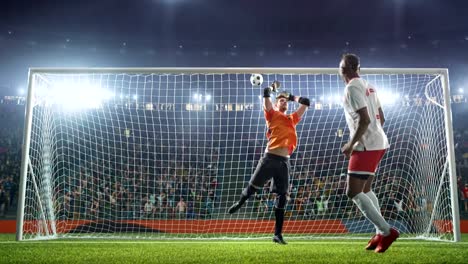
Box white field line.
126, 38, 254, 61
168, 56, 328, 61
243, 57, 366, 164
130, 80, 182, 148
1, 240, 468, 245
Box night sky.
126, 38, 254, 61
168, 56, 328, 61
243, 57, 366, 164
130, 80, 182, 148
1, 0, 468, 95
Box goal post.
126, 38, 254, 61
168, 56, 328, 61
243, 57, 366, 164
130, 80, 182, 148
17, 68, 460, 241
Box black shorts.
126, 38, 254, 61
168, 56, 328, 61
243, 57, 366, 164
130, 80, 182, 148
249, 153, 290, 194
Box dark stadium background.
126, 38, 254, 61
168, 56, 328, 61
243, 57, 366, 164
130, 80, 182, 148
0, 0, 467, 228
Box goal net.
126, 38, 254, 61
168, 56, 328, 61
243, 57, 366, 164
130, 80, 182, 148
17, 68, 460, 241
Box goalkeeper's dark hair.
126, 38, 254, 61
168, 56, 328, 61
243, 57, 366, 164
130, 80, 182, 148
276, 92, 294, 101
275, 93, 288, 100
341, 53, 360, 72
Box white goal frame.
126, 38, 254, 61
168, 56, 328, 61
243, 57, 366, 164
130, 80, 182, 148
16, 68, 461, 242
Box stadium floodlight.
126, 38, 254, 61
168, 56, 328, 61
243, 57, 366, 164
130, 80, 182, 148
17, 68, 460, 243
458, 88, 464, 94
37, 80, 113, 111
333, 94, 341, 104
205, 94, 212, 102
379, 90, 400, 105
322, 94, 341, 104
193, 92, 201, 102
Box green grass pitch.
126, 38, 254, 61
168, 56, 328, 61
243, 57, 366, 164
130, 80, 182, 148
1, 234, 468, 263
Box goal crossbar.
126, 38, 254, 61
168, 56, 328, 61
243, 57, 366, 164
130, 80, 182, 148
17, 68, 461, 242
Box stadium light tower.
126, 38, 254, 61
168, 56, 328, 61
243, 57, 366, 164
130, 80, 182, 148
40, 81, 113, 111
193, 92, 201, 102
379, 90, 400, 105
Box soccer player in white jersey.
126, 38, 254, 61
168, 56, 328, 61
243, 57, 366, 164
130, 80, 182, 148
339, 53, 399, 253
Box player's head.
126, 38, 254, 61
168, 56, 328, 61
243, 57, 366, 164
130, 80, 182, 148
339, 53, 360, 80
275, 93, 289, 113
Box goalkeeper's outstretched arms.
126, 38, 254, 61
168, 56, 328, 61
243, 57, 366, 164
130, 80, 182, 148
263, 81, 280, 112
295, 95, 310, 118
275, 91, 310, 118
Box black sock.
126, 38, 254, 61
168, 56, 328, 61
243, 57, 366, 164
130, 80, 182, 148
274, 208, 285, 236
239, 185, 256, 206
238, 194, 248, 206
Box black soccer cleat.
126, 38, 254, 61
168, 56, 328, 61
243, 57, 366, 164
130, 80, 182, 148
273, 235, 288, 245
227, 202, 242, 214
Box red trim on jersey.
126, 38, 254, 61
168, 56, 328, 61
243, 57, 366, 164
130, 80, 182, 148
348, 149, 386, 175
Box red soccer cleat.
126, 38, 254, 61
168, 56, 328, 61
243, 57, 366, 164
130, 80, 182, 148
375, 228, 399, 253
365, 234, 382, 250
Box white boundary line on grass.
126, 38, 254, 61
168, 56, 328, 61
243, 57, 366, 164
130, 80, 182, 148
1, 241, 468, 245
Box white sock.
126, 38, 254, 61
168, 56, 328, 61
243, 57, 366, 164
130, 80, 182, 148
365, 191, 381, 234
352, 192, 390, 236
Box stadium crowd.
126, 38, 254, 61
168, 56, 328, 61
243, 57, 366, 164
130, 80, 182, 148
0, 104, 21, 217
1, 99, 468, 221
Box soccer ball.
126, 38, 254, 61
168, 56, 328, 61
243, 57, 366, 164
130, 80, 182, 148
250, 74, 263, 86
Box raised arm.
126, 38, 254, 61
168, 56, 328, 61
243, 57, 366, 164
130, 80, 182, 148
263, 81, 280, 112
263, 92, 273, 111
276, 91, 310, 118
293, 96, 310, 118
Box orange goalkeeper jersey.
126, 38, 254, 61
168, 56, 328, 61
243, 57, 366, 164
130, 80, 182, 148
264, 108, 301, 155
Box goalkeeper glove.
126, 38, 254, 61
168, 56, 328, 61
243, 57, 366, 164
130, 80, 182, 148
298, 97, 310, 107
263, 81, 281, 98
270, 80, 280, 92
263, 87, 272, 98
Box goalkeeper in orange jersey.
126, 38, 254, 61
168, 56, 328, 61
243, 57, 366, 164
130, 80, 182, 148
227, 80, 310, 244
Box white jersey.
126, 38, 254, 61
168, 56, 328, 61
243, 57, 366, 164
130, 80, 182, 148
343, 78, 389, 151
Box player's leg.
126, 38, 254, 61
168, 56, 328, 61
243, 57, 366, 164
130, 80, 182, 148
347, 150, 391, 250
364, 155, 400, 253
347, 174, 392, 245
347, 150, 399, 252
363, 175, 387, 250
363, 175, 379, 214
362, 175, 381, 249
347, 173, 389, 234
271, 157, 289, 245
228, 156, 272, 214
272, 192, 288, 245
227, 184, 258, 214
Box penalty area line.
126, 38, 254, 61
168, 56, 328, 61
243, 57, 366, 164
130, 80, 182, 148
2, 241, 467, 245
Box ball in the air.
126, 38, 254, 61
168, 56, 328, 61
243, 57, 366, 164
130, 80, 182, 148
250, 74, 263, 86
